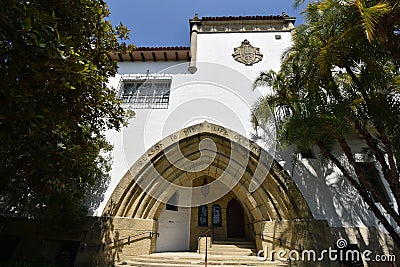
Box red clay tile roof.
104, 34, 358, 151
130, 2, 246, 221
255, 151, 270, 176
200, 15, 288, 21
135, 46, 190, 51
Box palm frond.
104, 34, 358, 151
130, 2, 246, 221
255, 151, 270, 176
355, 0, 391, 41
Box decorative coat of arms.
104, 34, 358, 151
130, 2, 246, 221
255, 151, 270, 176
232, 39, 263, 66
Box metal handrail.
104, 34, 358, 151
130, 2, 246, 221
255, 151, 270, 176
198, 228, 213, 238
197, 228, 213, 267
80, 231, 159, 253
248, 221, 303, 251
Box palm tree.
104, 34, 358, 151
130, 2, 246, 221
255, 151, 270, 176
254, 0, 400, 247
294, 0, 400, 64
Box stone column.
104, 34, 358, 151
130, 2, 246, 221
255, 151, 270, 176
188, 14, 200, 74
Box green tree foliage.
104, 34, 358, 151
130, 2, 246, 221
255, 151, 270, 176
295, 0, 400, 61
253, 0, 400, 246
0, 0, 134, 228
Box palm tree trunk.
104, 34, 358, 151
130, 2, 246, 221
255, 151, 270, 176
353, 122, 400, 207
343, 65, 400, 209
317, 142, 400, 248
336, 137, 400, 228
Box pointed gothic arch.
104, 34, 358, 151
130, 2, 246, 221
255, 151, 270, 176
103, 121, 313, 224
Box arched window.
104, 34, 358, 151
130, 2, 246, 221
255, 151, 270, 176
212, 205, 222, 227
198, 205, 208, 227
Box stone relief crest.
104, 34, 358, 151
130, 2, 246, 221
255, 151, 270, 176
232, 39, 263, 66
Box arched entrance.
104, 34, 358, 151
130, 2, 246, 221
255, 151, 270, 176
227, 199, 245, 238
102, 122, 320, 255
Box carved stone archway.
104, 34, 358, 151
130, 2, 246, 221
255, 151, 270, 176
104, 121, 312, 221
98, 122, 333, 261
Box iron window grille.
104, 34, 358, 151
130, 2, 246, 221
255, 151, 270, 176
118, 74, 172, 109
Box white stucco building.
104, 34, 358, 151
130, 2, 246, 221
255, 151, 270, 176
79, 14, 398, 266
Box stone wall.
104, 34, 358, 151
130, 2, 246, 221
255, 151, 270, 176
256, 219, 337, 266
0, 217, 85, 266
74, 217, 157, 266
0, 216, 158, 266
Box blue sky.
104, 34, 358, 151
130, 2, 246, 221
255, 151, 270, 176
105, 0, 309, 47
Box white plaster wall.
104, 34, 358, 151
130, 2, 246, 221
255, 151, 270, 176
100, 59, 264, 216
91, 30, 390, 233
195, 31, 292, 81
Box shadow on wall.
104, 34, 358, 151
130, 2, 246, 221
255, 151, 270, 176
74, 216, 121, 266
275, 146, 377, 227
0, 154, 130, 266
298, 157, 376, 226
0, 217, 86, 266
74, 216, 157, 266
275, 147, 400, 264
0, 216, 138, 266
84, 158, 112, 216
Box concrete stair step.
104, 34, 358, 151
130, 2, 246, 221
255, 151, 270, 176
211, 244, 257, 249
121, 257, 203, 265
116, 263, 288, 267
208, 251, 256, 256
116, 261, 289, 267
213, 240, 255, 245
208, 248, 257, 256
208, 240, 257, 256
116, 262, 198, 267
125, 253, 260, 261
116, 252, 290, 267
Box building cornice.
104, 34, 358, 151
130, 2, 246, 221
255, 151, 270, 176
110, 46, 190, 62
201, 15, 291, 21
110, 14, 296, 63
189, 14, 296, 33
